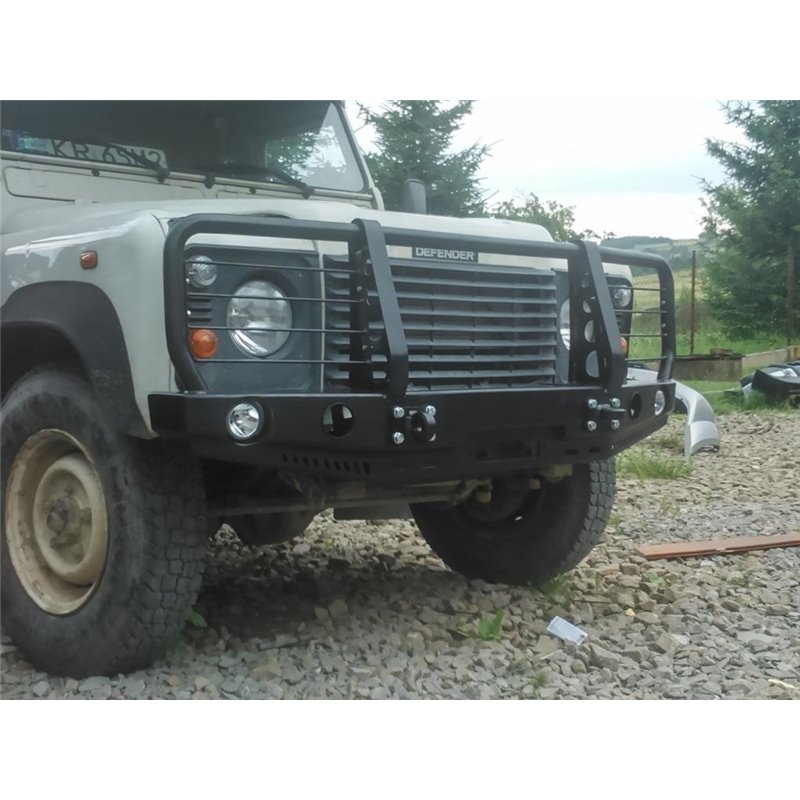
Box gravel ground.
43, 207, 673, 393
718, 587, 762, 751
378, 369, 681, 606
2, 410, 798, 700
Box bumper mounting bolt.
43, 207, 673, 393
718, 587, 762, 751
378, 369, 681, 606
586, 420, 598, 432
392, 432, 405, 445
610, 397, 621, 409
424, 405, 437, 416
587, 399, 598, 410
392, 406, 405, 419
611, 419, 621, 430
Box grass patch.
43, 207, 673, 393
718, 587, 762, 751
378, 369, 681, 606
627, 331, 787, 361
527, 672, 548, 699
678, 380, 793, 416
676, 332, 785, 358
643, 570, 673, 589
682, 380, 740, 394
616, 448, 693, 480
686, 385, 793, 415
651, 431, 683, 452
717, 390, 791, 415
538, 574, 574, 605
476, 609, 505, 641
459, 609, 506, 642
184, 608, 208, 629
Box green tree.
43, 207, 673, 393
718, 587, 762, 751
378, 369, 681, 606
359, 101, 489, 217
702, 101, 800, 342
490, 192, 608, 242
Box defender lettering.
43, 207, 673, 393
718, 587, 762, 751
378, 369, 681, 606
413, 246, 478, 262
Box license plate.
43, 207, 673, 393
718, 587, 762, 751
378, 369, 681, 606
11, 133, 168, 169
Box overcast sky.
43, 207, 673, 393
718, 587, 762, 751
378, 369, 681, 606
352, 100, 745, 241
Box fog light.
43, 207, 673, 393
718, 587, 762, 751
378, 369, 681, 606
226, 403, 263, 441
654, 389, 667, 416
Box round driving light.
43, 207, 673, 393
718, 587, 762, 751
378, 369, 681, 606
187, 255, 218, 288
227, 403, 263, 441
612, 285, 633, 308
558, 299, 571, 349
654, 389, 667, 416
227, 280, 292, 357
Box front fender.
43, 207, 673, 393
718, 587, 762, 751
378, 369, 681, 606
1, 281, 148, 437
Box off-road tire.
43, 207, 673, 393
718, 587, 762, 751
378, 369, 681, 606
1, 367, 208, 677
411, 460, 615, 586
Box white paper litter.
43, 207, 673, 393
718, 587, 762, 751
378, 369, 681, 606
546, 616, 588, 645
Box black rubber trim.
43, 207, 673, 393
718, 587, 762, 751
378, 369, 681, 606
1, 282, 147, 436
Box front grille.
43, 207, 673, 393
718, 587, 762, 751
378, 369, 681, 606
186, 294, 212, 324
324, 257, 558, 392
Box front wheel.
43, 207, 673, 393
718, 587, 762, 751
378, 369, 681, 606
1, 367, 209, 677
411, 460, 615, 586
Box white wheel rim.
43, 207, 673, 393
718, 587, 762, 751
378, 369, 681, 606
5, 429, 109, 614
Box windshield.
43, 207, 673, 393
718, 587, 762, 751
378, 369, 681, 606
0, 100, 367, 192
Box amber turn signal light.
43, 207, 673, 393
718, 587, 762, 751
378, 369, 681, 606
79, 251, 98, 269
190, 329, 218, 359
620, 336, 629, 355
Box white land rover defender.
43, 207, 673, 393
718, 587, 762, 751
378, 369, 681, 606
0, 101, 675, 677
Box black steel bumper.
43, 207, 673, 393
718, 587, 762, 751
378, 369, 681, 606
149, 381, 675, 483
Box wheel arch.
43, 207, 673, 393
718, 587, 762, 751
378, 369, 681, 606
1, 282, 148, 437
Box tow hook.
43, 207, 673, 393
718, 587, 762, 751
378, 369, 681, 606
410, 409, 437, 442
390, 405, 438, 444
585, 397, 626, 431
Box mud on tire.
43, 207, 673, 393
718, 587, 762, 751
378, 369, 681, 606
1, 367, 208, 677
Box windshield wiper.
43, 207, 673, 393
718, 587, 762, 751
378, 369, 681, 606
188, 162, 313, 197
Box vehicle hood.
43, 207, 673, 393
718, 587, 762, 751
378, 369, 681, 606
6, 197, 632, 277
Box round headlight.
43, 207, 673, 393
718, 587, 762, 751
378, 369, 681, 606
558, 299, 571, 349
612, 285, 633, 308
227, 280, 292, 357
187, 255, 218, 288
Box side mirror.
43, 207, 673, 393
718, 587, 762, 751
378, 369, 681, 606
399, 179, 428, 214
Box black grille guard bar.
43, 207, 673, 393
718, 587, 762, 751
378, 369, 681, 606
164, 214, 675, 394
